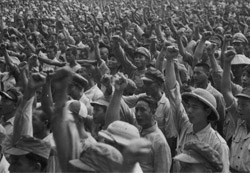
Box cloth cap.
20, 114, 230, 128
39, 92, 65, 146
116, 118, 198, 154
67, 100, 88, 118
6, 135, 51, 159
135, 47, 151, 61
174, 141, 223, 172
236, 87, 250, 99
69, 143, 123, 172
91, 97, 109, 108
98, 121, 140, 146
0, 87, 22, 103
141, 67, 164, 84
72, 73, 88, 88
182, 88, 219, 121
231, 54, 250, 65
233, 32, 248, 44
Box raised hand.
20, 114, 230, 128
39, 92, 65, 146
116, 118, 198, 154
166, 46, 179, 61
224, 49, 236, 63
27, 72, 46, 90
202, 31, 213, 41
224, 34, 233, 44
207, 43, 217, 57
113, 72, 128, 92
52, 67, 73, 90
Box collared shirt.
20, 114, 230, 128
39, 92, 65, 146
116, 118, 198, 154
169, 83, 230, 173
123, 93, 177, 138
85, 84, 103, 102
156, 93, 177, 138
0, 155, 9, 173
140, 122, 172, 173
227, 98, 250, 172
0, 117, 14, 136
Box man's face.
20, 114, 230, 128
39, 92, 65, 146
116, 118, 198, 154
135, 101, 153, 128
47, 48, 56, 60
134, 54, 148, 69
237, 97, 250, 122
185, 98, 209, 125
0, 96, 16, 117
68, 84, 83, 100
32, 112, 46, 137
192, 66, 208, 86
107, 56, 120, 69
92, 105, 106, 124
143, 81, 159, 97
9, 155, 38, 173
66, 50, 75, 63
100, 48, 109, 62
233, 42, 244, 54
241, 71, 250, 88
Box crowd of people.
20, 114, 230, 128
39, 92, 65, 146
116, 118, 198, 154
0, 0, 250, 172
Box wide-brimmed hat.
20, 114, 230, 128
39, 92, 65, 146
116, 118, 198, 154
98, 121, 140, 146
69, 143, 123, 172
174, 141, 223, 172
6, 135, 51, 159
182, 88, 219, 121
90, 97, 110, 108
236, 87, 250, 99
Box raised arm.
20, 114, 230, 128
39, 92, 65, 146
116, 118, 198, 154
51, 68, 80, 172
13, 73, 46, 144
221, 50, 237, 124
104, 73, 128, 129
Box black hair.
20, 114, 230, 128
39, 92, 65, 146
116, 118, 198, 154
48, 45, 58, 53
137, 96, 157, 114
25, 152, 48, 171
33, 108, 50, 130
242, 65, 250, 75
66, 47, 77, 56
194, 62, 210, 74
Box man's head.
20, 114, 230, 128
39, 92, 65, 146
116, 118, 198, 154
182, 88, 219, 125
192, 63, 210, 87
32, 109, 50, 139
236, 88, 250, 122
66, 47, 77, 64
99, 121, 140, 151
141, 67, 164, 97
47, 45, 57, 60
68, 73, 88, 100
91, 97, 109, 125
241, 65, 250, 88
69, 143, 123, 172
232, 32, 248, 54
99, 44, 109, 62
134, 47, 151, 69
0, 88, 22, 119
7, 135, 51, 173
174, 141, 223, 173
135, 96, 157, 129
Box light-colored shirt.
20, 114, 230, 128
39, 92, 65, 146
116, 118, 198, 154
85, 84, 103, 102
169, 83, 230, 173
0, 155, 9, 173
227, 98, 250, 172
140, 122, 172, 173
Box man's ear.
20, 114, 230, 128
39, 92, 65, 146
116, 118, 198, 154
34, 162, 42, 172
205, 107, 212, 118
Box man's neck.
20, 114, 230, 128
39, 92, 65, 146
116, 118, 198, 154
193, 122, 209, 133
195, 81, 208, 89
153, 91, 163, 102
34, 130, 50, 140
142, 121, 155, 130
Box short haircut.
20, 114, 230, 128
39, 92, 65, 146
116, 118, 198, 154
242, 65, 250, 75
195, 62, 210, 74
137, 96, 157, 113
33, 109, 50, 130
26, 152, 48, 171
66, 47, 77, 56
48, 45, 57, 53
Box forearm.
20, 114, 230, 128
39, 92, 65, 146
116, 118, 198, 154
13, 96, 35, 144
193, 38, 205, 67
104, 90, 123, 129
155, 49, 166, 72
221, 62, 234, 106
